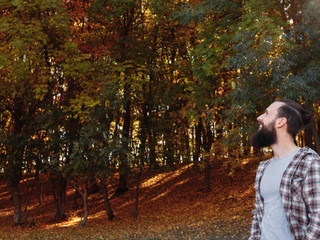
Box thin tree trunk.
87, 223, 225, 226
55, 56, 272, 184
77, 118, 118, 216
148, 21, 158, 170
116, 170, 129, 195
203, 122, 213, 191
149, 128, 157, 169
164, 128, 174, 167
100, 177, 115, 221
116, 83, 130, 195
184, 127, 191, 164
194, 117, 202, 165
10, 102, 24, 225
75, 180, 89, 227
51, 175, 67, 220
11, 182, 22, 225
133, 170, 142, 219
21, 180, 32, 225
140, 83, 148, 167
35, 152, 42, 205
51, 176, 59, 220
59, 179, 66, 219
147, 75, 158, 170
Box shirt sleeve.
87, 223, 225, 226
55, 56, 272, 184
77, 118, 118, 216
249, 208, 261, 240
303, 154, 320, 240
249, 162, 265, 240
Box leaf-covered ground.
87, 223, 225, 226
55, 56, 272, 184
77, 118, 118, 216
0, 158, 260, 240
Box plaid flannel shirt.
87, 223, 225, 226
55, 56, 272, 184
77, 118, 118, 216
249, 147, 320, 240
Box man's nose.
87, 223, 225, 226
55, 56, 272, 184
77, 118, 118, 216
257, 114, 264, 122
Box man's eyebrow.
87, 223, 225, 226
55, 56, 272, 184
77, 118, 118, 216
265, 109, 269, 114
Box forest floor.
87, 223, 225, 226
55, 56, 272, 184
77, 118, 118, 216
0, 156, 262, 240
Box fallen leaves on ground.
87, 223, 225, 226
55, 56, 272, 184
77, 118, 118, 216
0, 158, 259, 240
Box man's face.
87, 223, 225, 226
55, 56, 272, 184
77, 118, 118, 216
250, 102, 284, 149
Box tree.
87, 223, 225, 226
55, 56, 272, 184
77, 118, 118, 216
89, 0, 149, 194
70, 77, 123, 225
0, 0, 74, 224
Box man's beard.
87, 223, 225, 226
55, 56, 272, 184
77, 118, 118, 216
250, 120, 277, 149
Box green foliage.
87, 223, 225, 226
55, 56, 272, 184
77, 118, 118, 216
0, 0, 74, 183
70, 108, 117, 178
226, 0, 320, 121
276, 0, 320, 107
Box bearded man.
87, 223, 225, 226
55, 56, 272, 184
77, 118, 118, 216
249, 99, 320, 240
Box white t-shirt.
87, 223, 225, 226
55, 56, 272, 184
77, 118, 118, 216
260, 148, 300, 240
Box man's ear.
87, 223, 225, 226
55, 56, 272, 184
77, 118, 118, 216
277, 117, 287, 128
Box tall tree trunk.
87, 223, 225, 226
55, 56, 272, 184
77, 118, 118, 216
116, 167, 129, 195
133, 169, 142, 219
100, 177, 115, 221
35, 154, 42, 205
60, 179, 67, 219
21, 179, 33, 225
147, 42, 158, 170
164, 128, 174, 166
10, 144, 23, 225
184, 126, 191, 164
11, 181, 22, 225
51, 175, 67, 220
193, 117, 203, 165
140, 83, 148, 167
76, 179, 89, 227
10, 101, 24, 225
116, 83, 131, 195
148, 127, 157, 169
203, 122, 213, 191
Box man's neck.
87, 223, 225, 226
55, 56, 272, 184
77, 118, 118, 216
271, 141, 298, 159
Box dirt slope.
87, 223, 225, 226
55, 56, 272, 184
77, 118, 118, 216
0, 158, 260, 239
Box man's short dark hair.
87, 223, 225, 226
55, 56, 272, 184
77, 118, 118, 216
276, 99, 313, 139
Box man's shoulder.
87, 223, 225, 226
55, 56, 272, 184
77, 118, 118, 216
300, 147, 320, 159
297, 147, 320, 170
258, 158, 272, 168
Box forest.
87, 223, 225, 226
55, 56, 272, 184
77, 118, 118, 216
1, 0, 320, 238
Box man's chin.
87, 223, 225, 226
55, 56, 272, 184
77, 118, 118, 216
250, 133, 271, 149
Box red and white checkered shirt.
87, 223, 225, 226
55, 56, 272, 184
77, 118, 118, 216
249, 147, 320, 240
